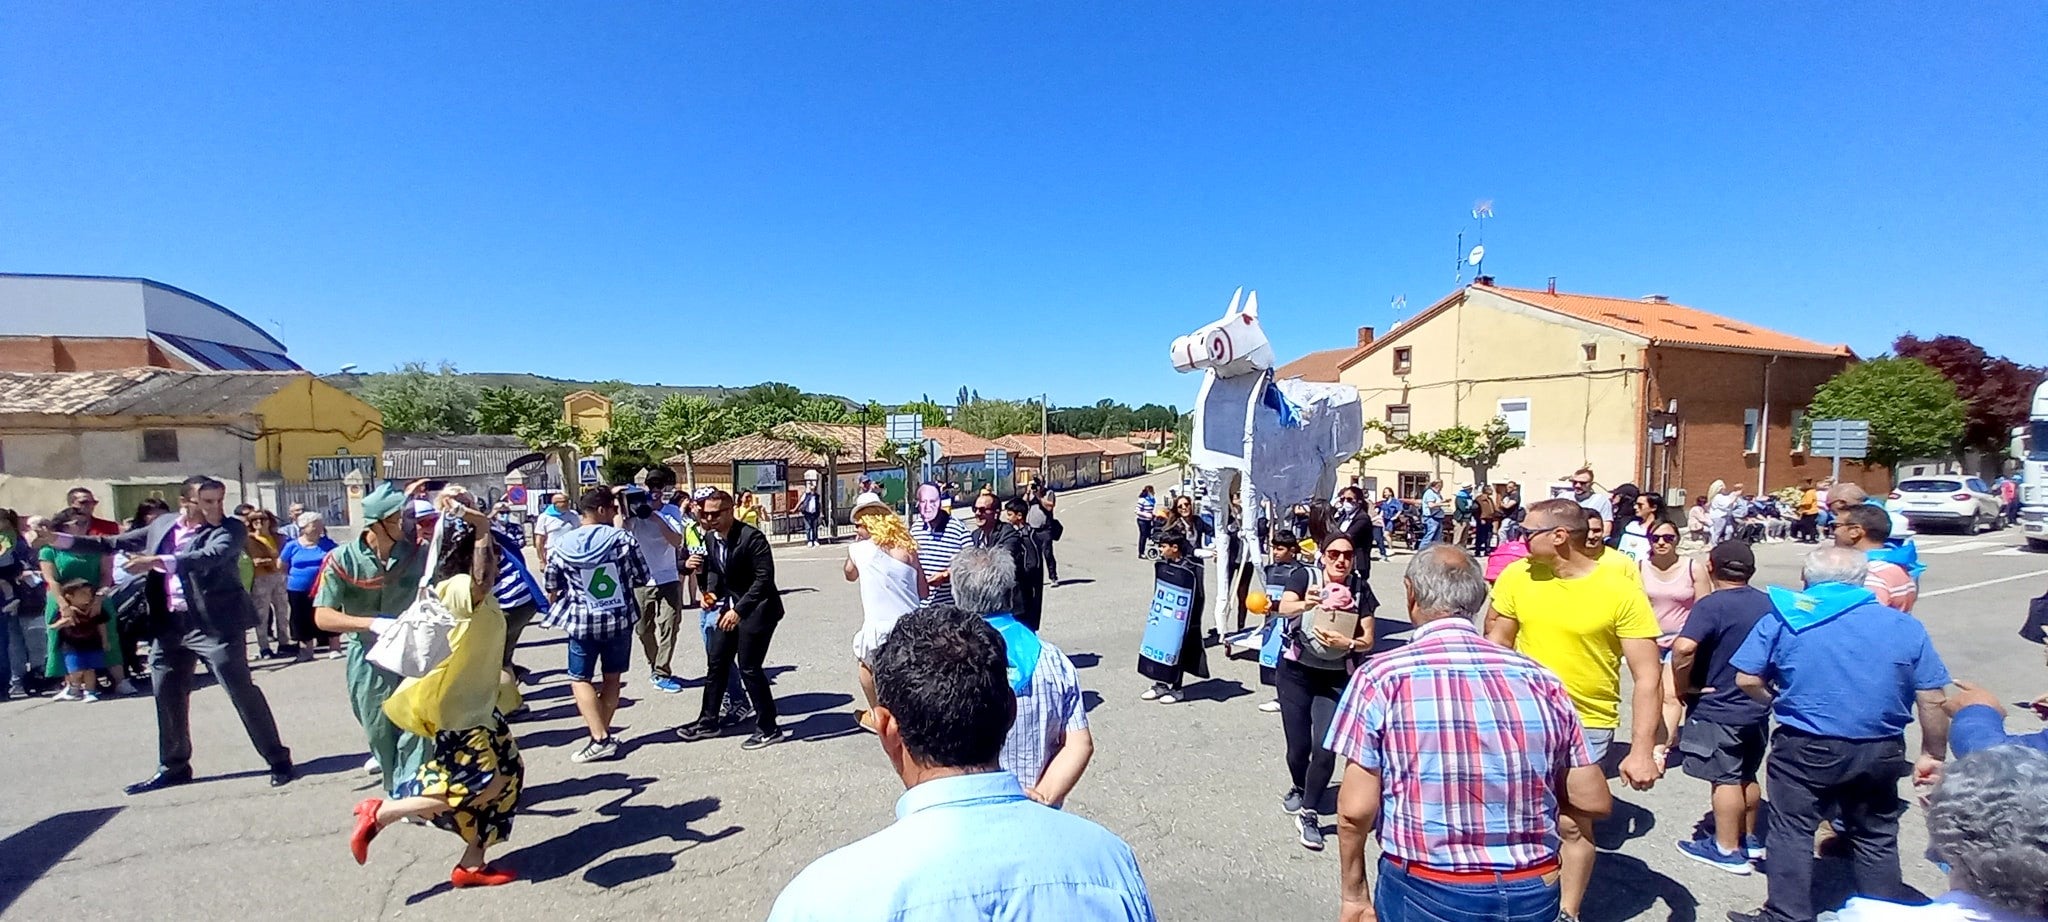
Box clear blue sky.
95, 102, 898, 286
3, 3, 2042, 408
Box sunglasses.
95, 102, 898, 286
974, 506, 997, 515
1651, 534, 1679, 544
1571, 480, 1592, 487
1325, 549, 1354, 559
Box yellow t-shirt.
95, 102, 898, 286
1491, 556, 1660, 729
1590, 547, 1642, 585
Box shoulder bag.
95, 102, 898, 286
367, 516, 457, 678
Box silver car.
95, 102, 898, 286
1890, 476, 2005, 534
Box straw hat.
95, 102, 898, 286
849, 491, 891, 519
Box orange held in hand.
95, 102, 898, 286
1246, 591, 1271, 614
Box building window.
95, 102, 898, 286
1385, 404, 1411, 438
1790, 407, 1809, 452
1392, 347, 1413, 375
1742, 409, 1761, 454
1497, 398, 1531, 441
141, 429, 180, 463
1581, 342, 1598, 362
1398, 472, 1430, 499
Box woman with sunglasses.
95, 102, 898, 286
1641, 517, 1708, 762
1273, 535, 1376, 852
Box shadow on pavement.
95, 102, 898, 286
1178, 679, 1252, 704
193, 750, 373, 785
777, 692, 853, 717
1066, 652, 1100, 670
415, 774, 739, 900
1592, 795, 1657, 850
0, 806, 122, 913
786, 711, 863, 743
1082, 691, 1104, 714
1054, 578, 1096, 588
1581, 852, 1698, 922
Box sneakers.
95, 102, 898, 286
1156, 690, 1181, 704
295, 648, 315, 664
1280, 787, 1304, 815
1258, 699, 1281, 713
651, 674, 684, 694
721, 701, 756, 728
1296, 811, 1325, 851
258, 647, 276, 661
82, 690, 102, 703
741, 729, 787, 751
53, 687, 83, 702
327, 648, 345, 660
112, 680, 138, 696
570, 737, 620, 763
1677, 836, 1753, 875
1744, 834, 1767, 860
675, 721, 720, 742
363, 755, 382, 774
1140, 685, 1165, 701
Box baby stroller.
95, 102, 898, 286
1388, 507, 1426, 550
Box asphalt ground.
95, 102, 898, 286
5, 473, 2047, 921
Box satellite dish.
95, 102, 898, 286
1468, 245, 1486, 266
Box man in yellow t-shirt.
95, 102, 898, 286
1485, 497, 1664, 922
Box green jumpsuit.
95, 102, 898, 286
313, 534, 429, 795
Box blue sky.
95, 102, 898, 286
3, 3, 2042, 408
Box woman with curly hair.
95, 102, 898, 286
844, 492, 924, 732
1830, 745, 2048, 921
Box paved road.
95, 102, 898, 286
4, 477, 2046, 921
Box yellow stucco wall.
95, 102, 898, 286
1338, 288, 1648, 495
564, 390, 612, 439
254, 376, 384, 483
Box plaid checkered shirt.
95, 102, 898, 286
1323, 616, 1591, 871
999, 638, 1088, 787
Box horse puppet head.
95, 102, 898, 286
1170, 288, 1275, 378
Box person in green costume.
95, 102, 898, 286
37, 509, 129, 694
314, 481, 444, 791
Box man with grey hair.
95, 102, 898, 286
949, 546, 1094, 806
1727, 545, 1953, 922
1326, 545, 1607, 921
1832, 746, 2048, 920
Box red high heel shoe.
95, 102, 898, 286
450, 864, 519, 888
350, 798, 382, 865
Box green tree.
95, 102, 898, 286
792, 396, 852, 423
879, 439, 928, 488
1157, 437, 1190, 480
1395, 416, 1527, 488
1807, 356, 1968, 470
898, 399, 950, 429
651, 394, 734, 488
472, 386, 557, 435
954, 398, 1041, 439
360, 361, 479, 434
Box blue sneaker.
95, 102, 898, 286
1677, 837, 1752, 875
1743, 834, 1766, 860
651, 674, 684, 694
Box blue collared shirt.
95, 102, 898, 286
768, 771, 1155, 922
1730, 597, 1949, 739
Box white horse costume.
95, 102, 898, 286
1171, 289, 1363, 607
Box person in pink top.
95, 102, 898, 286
1836, 504, 1917, 612
1485, 523, 1531, 583
1641, 518, 1709, 763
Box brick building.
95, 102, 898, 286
0, 273, 300, 372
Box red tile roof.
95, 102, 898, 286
993, 433, 1105, 460
1274, 345, 1362, 383
921, 426, 999, 461
1088, 438, 1146, 456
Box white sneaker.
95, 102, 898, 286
327, 649, 345, 660
53, 687, 83, 701
112, 680, 138, 696
571, 737, 620, 763
1139, 686, 1164, 701
83, 691, 102, 702
1258, 699, 1281, 713
363, 755, 382, 774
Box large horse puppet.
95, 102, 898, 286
1171, 289, 1363, 604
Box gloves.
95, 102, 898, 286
368, 617, 398, 636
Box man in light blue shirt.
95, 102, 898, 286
769, 605, 1153, 922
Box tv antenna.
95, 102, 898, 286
1454, 200, 1496, 285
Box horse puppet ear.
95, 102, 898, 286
1241, 290, 1259, 320
1224, 287, 1244, 317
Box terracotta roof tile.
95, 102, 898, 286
922, 426, 999, 461
993, 433, 1104, 460
1486, 286, 1852, 358
0, 368, 301, 417
1088, 438, 1146, 456
1275, 346, 1361, 382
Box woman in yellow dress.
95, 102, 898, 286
348, 496, 524, 888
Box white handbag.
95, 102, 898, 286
366, 515, 457, 678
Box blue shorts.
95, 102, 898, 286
62, 649, 107, 673
565, 632, 632, 682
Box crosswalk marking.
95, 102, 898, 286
1919, 540, 2004, 555
1989, 547, 2032, 557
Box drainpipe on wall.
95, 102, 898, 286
1757, 356, 1779, 495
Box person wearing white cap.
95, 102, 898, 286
844, 492, 926, 731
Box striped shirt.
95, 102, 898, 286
1324, 617, 1591, 871
1000, 638, 1088, 787
1135, 494, 1156, 520
911, 516, 972, 606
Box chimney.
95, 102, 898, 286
1356, 326, 1375, 347
1547, 276, 1557, 295
1474, 275, 1495, 287
1640, 293, 1670, 304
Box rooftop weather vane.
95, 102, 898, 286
1455, 199, 1496, 285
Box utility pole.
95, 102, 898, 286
1040, 393, 1050, 490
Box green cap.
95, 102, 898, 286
361, 483, 408, 522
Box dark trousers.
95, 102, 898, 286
1136, 518, 1154, 557
150, 626, 290, 774
1474, 520, 1496, 554
1761, 729, 1912, 922
1276, 658, 1345, 811
286, 589, 335, 645
1033, 530, 1058, 582
1016, 579, 1044, 633
699, 614, 781, 734
1796, 514, 1821, 543
1375, 856, 1560, 922
802, 512, 820, 544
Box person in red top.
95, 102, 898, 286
1835, 505, 1917, 612
65, 487, 121, 537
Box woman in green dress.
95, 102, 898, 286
37, 509, 129, 695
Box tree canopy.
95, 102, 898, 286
1808, 356, 1968, 470
1892, 334, 2046, 457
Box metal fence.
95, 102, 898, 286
273, 482, 352, 527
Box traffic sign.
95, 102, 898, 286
578, 456, 602, 484
984, 448, 1009, 471
1808, 419, 1870, 458
308, 455, 377, 481
886, 414, 924, 445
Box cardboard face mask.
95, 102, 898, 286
916, 483, 943, 525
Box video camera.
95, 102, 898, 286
623, 485, 656, 520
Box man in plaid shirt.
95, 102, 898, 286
1326, 546, 1611, 922
542, 486, 649, 765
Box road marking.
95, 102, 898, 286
1920, 540, 2004, 555
1989, 547, 2037, 557
1920, 568, 2048, 599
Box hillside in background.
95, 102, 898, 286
322, 370, 845, 406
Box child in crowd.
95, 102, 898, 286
52, 578, 108, 702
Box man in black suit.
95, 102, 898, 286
47, 475, 293, 793
675, 489, 787, 750
965, 494, 1041, 631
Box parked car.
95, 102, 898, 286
1890, 477, 2005, 534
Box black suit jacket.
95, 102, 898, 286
73, 515, 256, 638
704, 522, 784, 623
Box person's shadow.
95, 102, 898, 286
409, 772, 740, 903
1580, 852, 1698, 922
